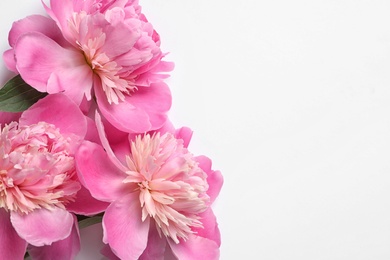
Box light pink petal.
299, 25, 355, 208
20, 93, 87, 138
66, 185, 109, 215
139, 222, 167, 260
103, 21, 140, 58
95, 82, 152, 133
0, 111, 21, 126
8, 15, 68, 48
0, 209, 27, 259
46, 63, 93, 105
44, 0, 79, 47
14, 32, 89, 94
148, 119, 175, 137
196, 155, 224, 204
76, 140, 128, 202
127, 82, 172, 130
10, 207, 74, 246
103, 193, 150, 259
3, 49, 17, 72
126, 82, 172, 123
134, 61, 175, 86
168, 235, 220, 260
175, 127, 193, 148
192, 208, 221, 246
27, 215, 80, 260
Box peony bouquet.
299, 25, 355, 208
0, 0, 223, 259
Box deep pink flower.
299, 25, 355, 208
3, 0, 173, 133
0, 94, 106, 259
76, 113, 223, 259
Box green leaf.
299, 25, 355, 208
78, 215, 103, 229
0, 75, 47, 112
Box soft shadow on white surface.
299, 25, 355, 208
1, 1, 390, 259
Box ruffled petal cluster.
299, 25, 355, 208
0, 121, 80, 214
0, 94, 105, 258
76, 114, 223, 259
1, 0, 222, 259
4, 0, 173, 133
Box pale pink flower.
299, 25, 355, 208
3, 0, 173, 133
0, 94, 106, 259
76, 114, 223, 259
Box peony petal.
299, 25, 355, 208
196, 155, 224, 204
76, 140, 128, 202
27, 215, 80, 260
44, 0, 80, 47
127, 82, 172, 130
0, 111, 22, 126
175, 127, 193, 148
95, 82, 152, 133
168, 235, 220, 260
8, 15, 69, 48
66, 185, 109, 216
103, 21, 140, 58
14, 32, 87, 93
10, 207, 74, 246
0, 209, 27, 259
103, 193, 150, 259
19, 93, 87, 139
3, 49, 17, 72
46, 63, 93, 105
139, 222, 167, 260
95, 111, 130, 172
192, 208, 221, 246
84, 116, 101, 144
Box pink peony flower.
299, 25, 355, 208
0, 94, 106, 259
3, 0, 173, 133
76, 113, 223, 259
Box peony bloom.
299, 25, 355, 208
76, 114, 223, 259
3, 0, 173, 133
0, 94, 106, 259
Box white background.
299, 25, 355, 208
1, 0, 390, 259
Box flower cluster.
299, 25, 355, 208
0, 0, 222, 259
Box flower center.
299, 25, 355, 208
124, 133, 210, 243
68, 12, 137, 105
0, 122, 81, 214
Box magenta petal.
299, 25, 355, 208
0, 209, 27, 259
103, 193, 150, 259
95, 83, 152, 133
196, 155, 223, 204
168, 236, 220, 260
76, 141, 127, 202
14, 32, 86, 93
19, 93, 87, 138
27, 215, 80, 260
139, 222, 167, 260
192, 208, 221, 246
10, 207, 73, 246
0, 111, 21, 126
66, 185, 109, 215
